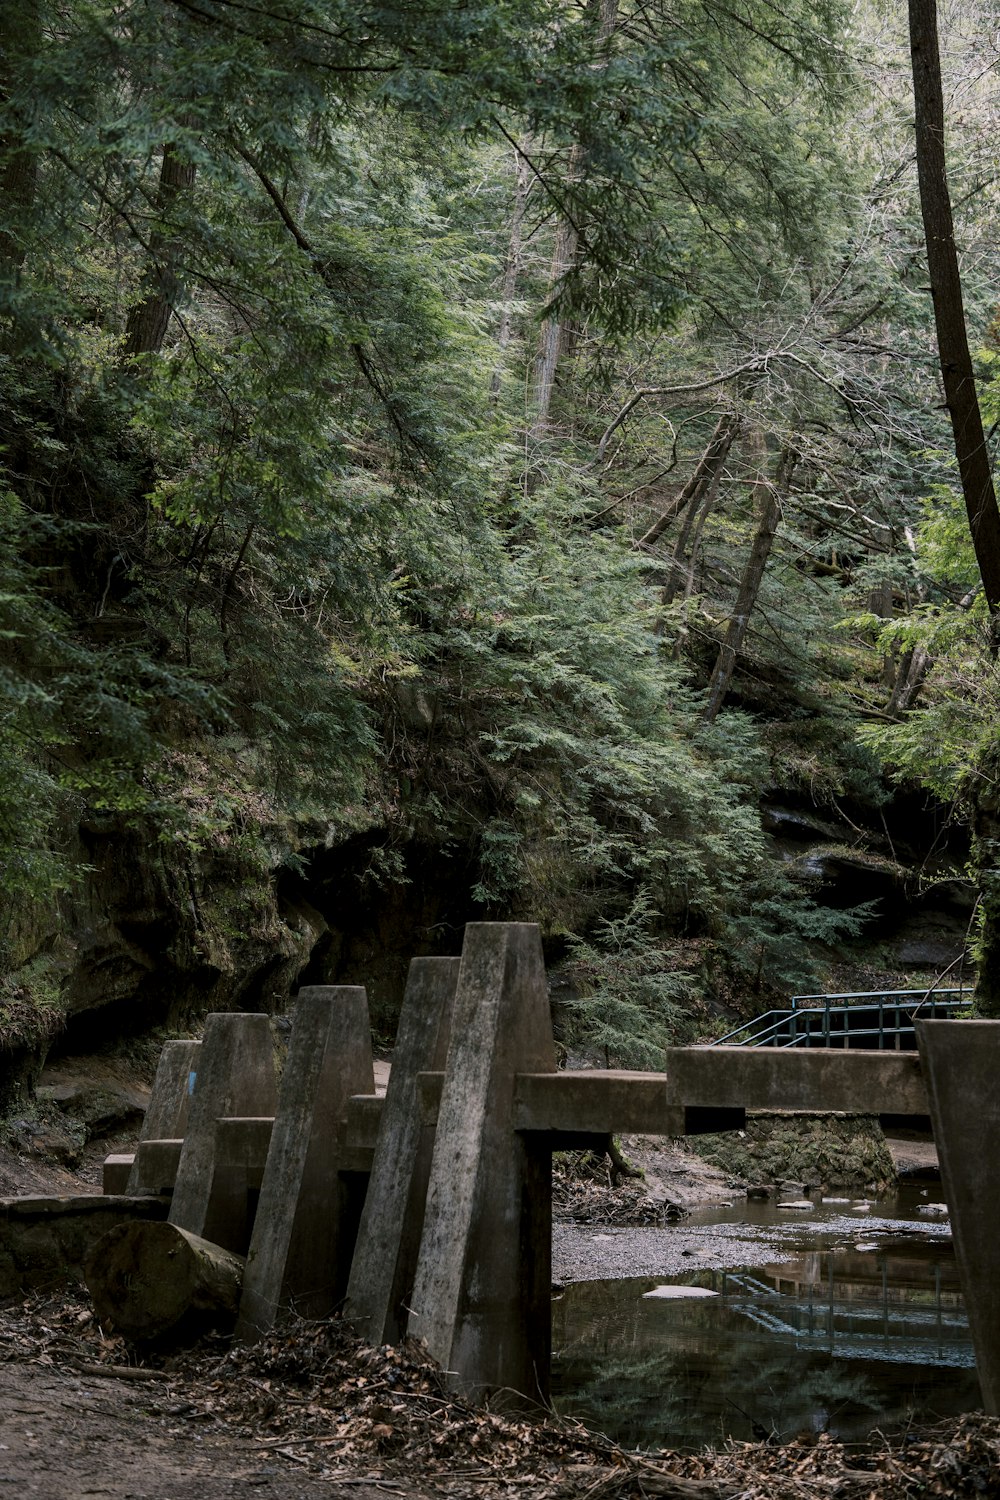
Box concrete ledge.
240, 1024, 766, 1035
0, 1194, 170, 1298
514, 1072, 685, 1135
665, 1047, 928, 1117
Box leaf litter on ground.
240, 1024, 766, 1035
2, 1287, 1000, 1499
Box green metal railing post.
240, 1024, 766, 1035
710, 988, 967, 1049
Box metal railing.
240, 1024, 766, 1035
710, 988, 969, 1050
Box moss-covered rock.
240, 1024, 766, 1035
686, 1111, 895, 1193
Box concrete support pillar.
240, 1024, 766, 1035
407, 923, 557, 1404
126, 1040, 200, 1195
345, 956, 461, 1345
917, 1019, 1000, 1414
168, 1015, 277, 1239
236, 986, 374, 1341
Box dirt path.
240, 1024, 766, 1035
0, 1361, 371, 1500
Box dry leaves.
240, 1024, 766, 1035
552, 1153, 686, 1227
2, 1288, 999, 1499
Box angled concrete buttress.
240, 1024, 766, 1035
126, 1039, 201, 1194
235, 986, 374, 1341
406, 923, 557, 1404
168, 1015, 277, 1238
344, 955, 461, 1346
917, 1019, 1000, 1415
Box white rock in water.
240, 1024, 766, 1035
642, 1285, 719, 1299
777, 1200, 814, 1211
823, 1197, 851, 1204
854, 1242, 879, 1252
917, 1203, 949, 1216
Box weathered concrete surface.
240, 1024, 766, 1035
102, 1155, 133, 1193
202, 1117, 274, 1256
139, 1039, 200, 1140
125, 1040, 199, 1194
168, 1015, 277, 1238
236, 987, 374, 1340
0, 1194, 169, 1298
665, 1046, 928, 1117
339, 1095, 382, 1170
514, 1072, 684, 1136
917, 1019, 1000, 1415
345, 956, 460, 1346
407, 924, 556, 1403
129, 1139, 183, 1197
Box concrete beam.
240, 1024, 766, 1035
664, 1045, 928, 1117
168, 1016, 277, 1238
236, 986, 374, 1341
917, 1019, 1000, 1415
345, 956, 460, 1346
513, 1071, 684, 1135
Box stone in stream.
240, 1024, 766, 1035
642, 1285, 718, 1299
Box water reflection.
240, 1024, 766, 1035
552, 1195, 979, 1450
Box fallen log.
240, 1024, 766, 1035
85, 1220, 245, 1341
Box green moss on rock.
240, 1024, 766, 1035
687, 1111, 895, 1193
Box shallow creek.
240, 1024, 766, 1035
551, 1184, 978, 1451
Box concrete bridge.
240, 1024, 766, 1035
102, 923, 1000, 1418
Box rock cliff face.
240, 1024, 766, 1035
2, 821, 322, 1107
762, 794, 975, 992
1, 821, 484, 1107
0, 769, 974, 1115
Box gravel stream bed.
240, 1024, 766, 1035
552, 1210, 952, 1283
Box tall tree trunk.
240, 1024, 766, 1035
529, 0, 617, 437
700, 443, 796, 726
491, 146, 532, 400
529, 181, 579, 434
0, 2, 40, 280
909, 0, 1000, 610
122, 124, 197, 359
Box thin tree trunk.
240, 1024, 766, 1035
659, 421, 738, 615
529, 158, 581, 435
529, 0, 617, 436
886, 644, 934, 717
122, 123, 197, 359
671, 471, 724, 659
639, 413, 738, 549
909, 0, 1000, 610
868, 577, 897, 688
0, 2, 40, 279
700, 444, 796, 726
491, 146, 532, 400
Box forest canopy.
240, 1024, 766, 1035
2, 0, 999, 1055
